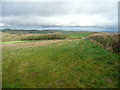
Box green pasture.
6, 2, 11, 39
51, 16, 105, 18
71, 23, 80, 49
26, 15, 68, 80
2, 39, 119, 88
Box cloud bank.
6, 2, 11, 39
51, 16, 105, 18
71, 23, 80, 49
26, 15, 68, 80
1, 1, 118, 28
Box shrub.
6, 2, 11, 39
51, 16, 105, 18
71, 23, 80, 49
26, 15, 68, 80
21, 32, 66, 41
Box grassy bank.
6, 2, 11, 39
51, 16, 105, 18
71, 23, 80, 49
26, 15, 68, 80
88, 33, 120, 54
2, 32, 22, 42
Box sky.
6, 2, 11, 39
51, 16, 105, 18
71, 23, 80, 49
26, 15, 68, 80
0, 0, 119, 30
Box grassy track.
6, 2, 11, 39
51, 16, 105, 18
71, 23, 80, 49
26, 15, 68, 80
1, 40, 49, 44
2, 39, 119, 88
0, 41, 30, 44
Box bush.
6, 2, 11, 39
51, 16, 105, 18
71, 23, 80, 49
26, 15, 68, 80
21, 33, 66, 41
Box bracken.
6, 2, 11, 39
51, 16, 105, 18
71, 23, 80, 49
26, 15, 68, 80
87, 33, 120, 54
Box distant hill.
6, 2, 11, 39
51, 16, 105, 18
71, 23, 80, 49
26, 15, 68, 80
2, 29, 92, 35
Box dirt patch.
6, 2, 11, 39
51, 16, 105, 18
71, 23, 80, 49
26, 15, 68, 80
18, 61, 29, 73
105, 78, 112, 83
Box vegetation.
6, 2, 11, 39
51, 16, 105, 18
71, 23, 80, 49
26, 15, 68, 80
1, 41, 30, 44
1, 30, 94, 42
65, 32, 93, 38
88, 33, 120, 54
2, 30, 119, 88
2, 39, 119, 88
21, 33, 66, 40
2, 29, 68, 34
2, 32, 22, 42
2, 30, 67, 42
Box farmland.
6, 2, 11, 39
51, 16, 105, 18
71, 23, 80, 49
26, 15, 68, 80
1, 30, 93, 42
1, 30, 120, 88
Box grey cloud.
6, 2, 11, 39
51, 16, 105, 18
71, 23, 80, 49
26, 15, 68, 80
1, 2, 118, 27
2, 2, 117, 17
2, 2, 72, 17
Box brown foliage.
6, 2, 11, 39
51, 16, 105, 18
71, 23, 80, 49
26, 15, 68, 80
88, 33, 120, 54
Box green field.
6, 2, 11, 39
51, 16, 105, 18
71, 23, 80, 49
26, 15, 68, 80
65, 32, 92, 38
2, 31, 119, 88
1, 41, 30, 44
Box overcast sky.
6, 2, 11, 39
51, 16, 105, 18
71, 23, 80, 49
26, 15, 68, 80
0, 0, 118, 28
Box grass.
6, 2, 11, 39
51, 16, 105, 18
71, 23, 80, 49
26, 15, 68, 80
65, 32, 92, 38
0, 41, 30, 44
2, 38, 119, 88
2, 32, 22, 42
1, 40, 52, 44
